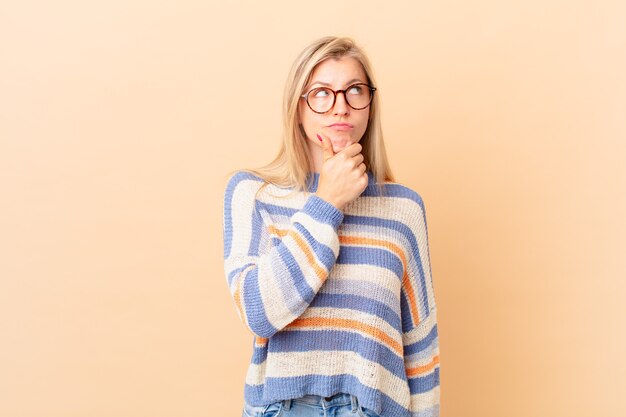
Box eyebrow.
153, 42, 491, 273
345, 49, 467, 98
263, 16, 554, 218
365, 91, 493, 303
310, 78, 365, 88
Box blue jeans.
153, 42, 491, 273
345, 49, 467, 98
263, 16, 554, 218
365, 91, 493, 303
242, 393, 380, 417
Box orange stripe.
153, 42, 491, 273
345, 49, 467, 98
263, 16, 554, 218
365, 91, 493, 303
255, 335, 269, 346
234, 275, 245, 323
267, 224, 328, 282
406, 354, 440, 377
267, 224, 288, 237
286, 316, 404, 356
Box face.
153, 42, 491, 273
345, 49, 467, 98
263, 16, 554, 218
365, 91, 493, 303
298, 56, 371, 156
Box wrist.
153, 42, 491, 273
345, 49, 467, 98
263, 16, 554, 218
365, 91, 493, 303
314, 192, 343, 211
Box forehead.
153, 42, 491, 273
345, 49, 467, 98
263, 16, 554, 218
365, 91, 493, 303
308, 56, 367, 86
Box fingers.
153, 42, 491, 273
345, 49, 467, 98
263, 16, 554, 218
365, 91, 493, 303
317, 133, 335, 161
340, 141, 363, 158
317, 133, 363, 159
352, 153, 364, 165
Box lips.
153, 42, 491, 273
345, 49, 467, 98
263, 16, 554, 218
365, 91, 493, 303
329, 124, 353, 131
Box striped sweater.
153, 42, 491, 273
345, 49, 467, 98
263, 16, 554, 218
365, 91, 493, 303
222, 170, 440, 417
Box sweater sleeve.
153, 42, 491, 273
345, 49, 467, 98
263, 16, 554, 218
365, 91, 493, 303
400, 194, 440, 417
222, 171, 344, 339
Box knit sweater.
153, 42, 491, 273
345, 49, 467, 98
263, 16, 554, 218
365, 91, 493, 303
222, 170, 440, 417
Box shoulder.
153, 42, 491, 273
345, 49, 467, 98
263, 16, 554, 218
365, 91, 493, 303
223, 170, 266, 198
379, 180, 431, 235
378, 179, 426, 211
224, 170, 264, 188
222, 171, 271, 211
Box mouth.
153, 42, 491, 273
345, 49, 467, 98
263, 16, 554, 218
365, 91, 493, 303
328, 123, 354, 131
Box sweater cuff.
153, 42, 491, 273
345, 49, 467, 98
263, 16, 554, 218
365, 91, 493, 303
302, 194, 344, 229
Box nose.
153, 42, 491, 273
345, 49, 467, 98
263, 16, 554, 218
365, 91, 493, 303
332, 91, 350, 115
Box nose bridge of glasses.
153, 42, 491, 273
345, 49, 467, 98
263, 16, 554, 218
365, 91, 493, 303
334, 89, 350, 107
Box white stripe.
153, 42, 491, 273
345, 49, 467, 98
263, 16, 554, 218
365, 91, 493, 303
227, 178, 259, 261
321, 262, 401, 311
409, 385, 440, 412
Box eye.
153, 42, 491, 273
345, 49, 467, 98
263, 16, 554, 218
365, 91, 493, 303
312, 88, 330, 98
348, 85, 363, 95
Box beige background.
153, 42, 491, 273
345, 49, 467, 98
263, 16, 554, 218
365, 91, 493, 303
1, 1, 624, 416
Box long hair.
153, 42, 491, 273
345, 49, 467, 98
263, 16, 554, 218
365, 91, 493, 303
229, 35, 395, 198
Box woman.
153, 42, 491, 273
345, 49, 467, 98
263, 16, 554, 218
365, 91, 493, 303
223, 36, 440, 417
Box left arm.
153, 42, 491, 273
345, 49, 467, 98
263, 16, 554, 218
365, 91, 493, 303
400, 195, 440, 417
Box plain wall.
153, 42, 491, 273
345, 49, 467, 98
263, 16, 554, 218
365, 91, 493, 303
1, 1, 624, 416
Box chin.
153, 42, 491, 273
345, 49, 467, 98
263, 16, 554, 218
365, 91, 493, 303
331, 140, 350, 151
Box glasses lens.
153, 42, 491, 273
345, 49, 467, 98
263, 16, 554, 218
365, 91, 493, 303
307, 87, 334, 113
344, 84, 372, 109
306, 84, 372, 113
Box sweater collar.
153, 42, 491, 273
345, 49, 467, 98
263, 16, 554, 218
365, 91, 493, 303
305, 170, 375, 192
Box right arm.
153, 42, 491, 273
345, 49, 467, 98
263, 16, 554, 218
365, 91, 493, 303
222, 171, 344, 338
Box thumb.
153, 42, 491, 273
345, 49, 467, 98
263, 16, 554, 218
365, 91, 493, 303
317, 133, 335, 161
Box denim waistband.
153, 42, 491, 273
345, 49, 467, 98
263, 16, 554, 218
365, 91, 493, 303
286, 392, 360, 411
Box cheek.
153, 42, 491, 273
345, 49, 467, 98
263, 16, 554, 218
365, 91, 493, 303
301, 114, 322, 131
358, 114, 370, 132
298, 114, 317, 139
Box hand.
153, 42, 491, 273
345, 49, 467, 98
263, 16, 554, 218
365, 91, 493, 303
315, 132, 368, 211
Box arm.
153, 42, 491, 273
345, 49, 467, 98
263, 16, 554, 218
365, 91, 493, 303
400, 195, 440, 416
222, 171, 344, 338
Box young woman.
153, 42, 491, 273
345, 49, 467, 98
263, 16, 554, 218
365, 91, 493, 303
223, 36, 440, 417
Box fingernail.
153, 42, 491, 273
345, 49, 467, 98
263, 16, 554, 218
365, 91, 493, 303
316, 134, 322, 142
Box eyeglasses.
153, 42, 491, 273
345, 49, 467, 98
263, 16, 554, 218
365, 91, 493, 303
301, 83, 376, 114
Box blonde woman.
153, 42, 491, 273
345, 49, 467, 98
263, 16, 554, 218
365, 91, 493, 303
223, 36, 440, 417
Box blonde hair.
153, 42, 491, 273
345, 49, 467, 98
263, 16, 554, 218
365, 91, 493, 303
229, 35, 395, 198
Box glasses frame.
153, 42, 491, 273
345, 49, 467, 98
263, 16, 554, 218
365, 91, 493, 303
300, 83, 377, 114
